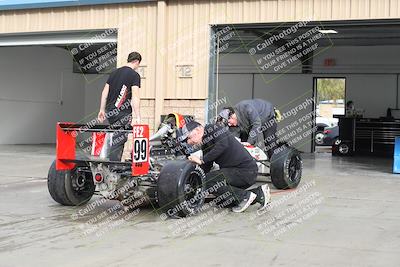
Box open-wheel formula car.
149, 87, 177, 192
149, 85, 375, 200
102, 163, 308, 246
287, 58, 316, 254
48, 113, 302, 218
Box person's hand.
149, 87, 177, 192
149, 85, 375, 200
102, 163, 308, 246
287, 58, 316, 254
97, 110, 106, 123
131, 117, 141, 127
241, 142, 251, 146
188, 155, 203, 165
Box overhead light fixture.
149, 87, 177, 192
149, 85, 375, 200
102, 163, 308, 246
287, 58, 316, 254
318, 29, 338, 34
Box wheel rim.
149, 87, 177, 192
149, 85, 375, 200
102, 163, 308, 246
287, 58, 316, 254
183, 171, 204, 210
288, 155, 302, 184
339, 144, 349, 154
71, 171, 93, 193
315, 133, 324, 145
76, 175, 86, 187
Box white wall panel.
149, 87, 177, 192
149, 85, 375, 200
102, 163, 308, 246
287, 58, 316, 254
0, 46, 85, 144
346, 74, 397, 118
254, 74, 314, 153
83, 74, 108, 122
217, 74, 253, 107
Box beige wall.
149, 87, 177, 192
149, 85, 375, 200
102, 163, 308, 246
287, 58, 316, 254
1, 0, 400, 128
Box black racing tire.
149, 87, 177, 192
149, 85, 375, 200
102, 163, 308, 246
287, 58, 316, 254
157, 160, 206, 218
270, 146, 302, 189
48, 160, 95, 206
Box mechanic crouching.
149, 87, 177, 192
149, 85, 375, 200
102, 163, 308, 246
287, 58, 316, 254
181, 120, 271, 213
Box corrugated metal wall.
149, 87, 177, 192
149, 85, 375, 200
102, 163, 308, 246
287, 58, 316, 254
1, 0, 400, 101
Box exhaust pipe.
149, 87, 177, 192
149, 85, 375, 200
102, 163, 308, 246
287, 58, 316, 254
149, 123, 172, 142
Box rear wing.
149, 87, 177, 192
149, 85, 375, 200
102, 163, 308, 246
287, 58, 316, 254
56, 122, 149, 176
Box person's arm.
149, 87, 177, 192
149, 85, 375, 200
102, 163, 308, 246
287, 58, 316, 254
202, 133, 229, 164
187, 154, 212, 173
246, 106, 262, 145
131, 72, 141, 125
131, 86, 141, 125
201, 161, 213, 174
97, 83, 109, 123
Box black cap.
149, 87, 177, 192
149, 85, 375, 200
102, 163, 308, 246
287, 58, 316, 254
218, 109, 231, 121
181, 121, 202, 141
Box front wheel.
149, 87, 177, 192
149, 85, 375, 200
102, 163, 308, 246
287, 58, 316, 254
157, 160, 206, 218
270, 146, 302, 189
47, 160, 95, 206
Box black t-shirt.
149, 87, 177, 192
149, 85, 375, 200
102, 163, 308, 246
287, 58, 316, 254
106, 66, 141, 117
201, 124, 258, 173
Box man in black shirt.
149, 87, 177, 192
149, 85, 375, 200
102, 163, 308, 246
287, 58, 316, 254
97, 52, 142, 161
182, 120, 271, 213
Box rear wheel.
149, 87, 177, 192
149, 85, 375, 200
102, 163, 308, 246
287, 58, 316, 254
157, 160, 206, 218
270, 146, 302, 189
48, 160, 95, 206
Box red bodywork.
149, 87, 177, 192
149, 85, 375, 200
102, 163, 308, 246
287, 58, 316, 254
56, 123, 76, 170
55, 122, 150, 176
91, 132, 106, 156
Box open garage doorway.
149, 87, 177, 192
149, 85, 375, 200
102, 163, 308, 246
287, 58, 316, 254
209, 19, 400, 153
314, 78, 346, 152
0, 30, 117, 144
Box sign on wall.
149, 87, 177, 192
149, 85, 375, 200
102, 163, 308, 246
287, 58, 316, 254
177, 65, 193, 78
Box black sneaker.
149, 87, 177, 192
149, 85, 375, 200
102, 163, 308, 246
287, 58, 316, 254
257, 184, 271, 211
232, 192, 257, 213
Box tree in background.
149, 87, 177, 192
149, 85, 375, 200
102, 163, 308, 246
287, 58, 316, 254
317, 78, 345, 103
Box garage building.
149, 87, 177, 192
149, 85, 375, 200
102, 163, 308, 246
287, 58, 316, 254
2, 1, 400, 266
0, 0, 400, 153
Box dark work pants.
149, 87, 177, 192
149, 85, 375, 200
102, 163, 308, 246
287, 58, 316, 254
108, 114, 131, 162
205, 168, 258, 206
262, 118, 278, 159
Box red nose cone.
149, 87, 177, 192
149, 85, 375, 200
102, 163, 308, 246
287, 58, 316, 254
95, 173, 103, 182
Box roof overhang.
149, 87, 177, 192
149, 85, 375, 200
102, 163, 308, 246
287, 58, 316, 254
0, 0, 155, 11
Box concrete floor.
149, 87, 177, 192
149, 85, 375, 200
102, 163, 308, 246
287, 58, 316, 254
0, 145, 399, 267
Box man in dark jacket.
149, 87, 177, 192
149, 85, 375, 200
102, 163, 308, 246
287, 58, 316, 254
218, 98, 278, 159
182, 120, 271, 213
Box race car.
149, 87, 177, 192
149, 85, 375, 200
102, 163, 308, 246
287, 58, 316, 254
47, 113, 302, 218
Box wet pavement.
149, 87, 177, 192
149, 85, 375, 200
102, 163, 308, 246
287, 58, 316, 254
0, 145, 400, 267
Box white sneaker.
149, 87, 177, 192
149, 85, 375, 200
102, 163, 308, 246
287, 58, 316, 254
257, 184, 271, 210
232, 192, 257, 213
